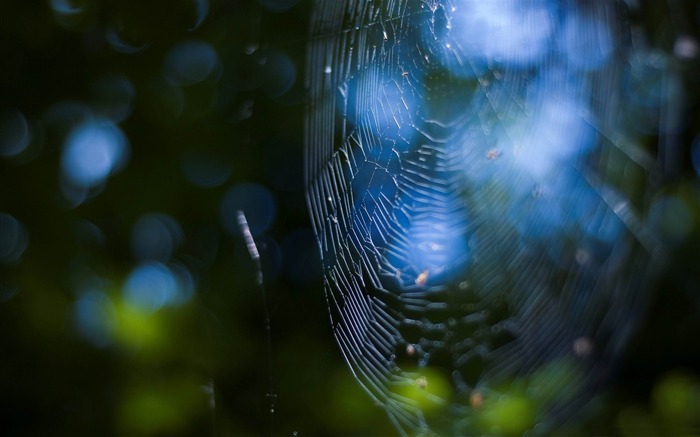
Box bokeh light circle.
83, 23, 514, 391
61, 119, 130, 187
0, 213, 29, 265
0, 109, 32, 157
130, 214, 184, 262
163, 40, 220, 86
123, 262, 193, 313
74, 290, 118, 348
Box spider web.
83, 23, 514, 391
304, 1, 667, 434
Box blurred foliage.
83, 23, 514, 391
0, 0, 699, 436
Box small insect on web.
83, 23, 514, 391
304, 0, 687, 435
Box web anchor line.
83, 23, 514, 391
237, 210, 276, 435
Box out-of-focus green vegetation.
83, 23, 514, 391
0, 0, 698, 435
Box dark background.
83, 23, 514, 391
1, 0, 699, 435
